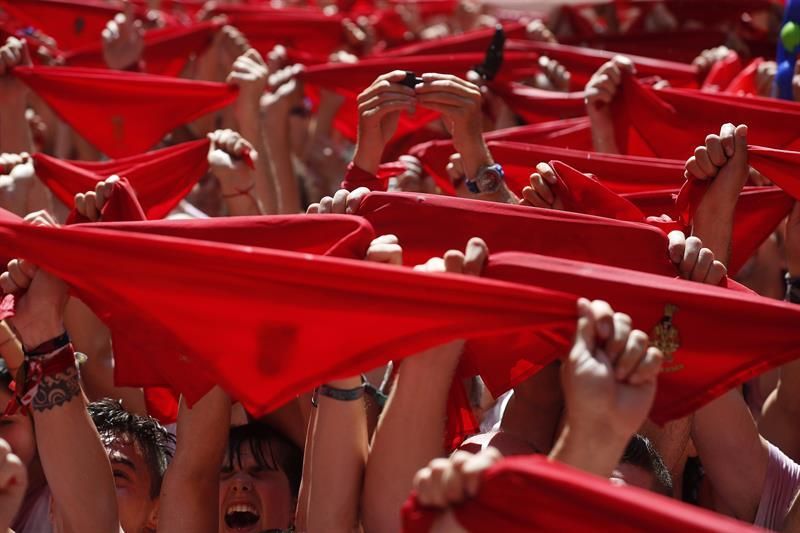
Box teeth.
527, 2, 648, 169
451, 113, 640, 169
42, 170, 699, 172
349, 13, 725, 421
226, 504, 258, 516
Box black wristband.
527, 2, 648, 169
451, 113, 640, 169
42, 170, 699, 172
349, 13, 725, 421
311, 384, 364, 407
24, 331, 70, 358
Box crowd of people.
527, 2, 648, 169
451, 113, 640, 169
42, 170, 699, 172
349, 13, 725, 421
0, 0, 796, 531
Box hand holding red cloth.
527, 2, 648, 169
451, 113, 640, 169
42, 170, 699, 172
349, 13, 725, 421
13, 66, 236, 157
33, 139, 210, 219
402, 455, 759, 533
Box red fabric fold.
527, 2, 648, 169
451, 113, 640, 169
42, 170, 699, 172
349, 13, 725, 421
13, 66, 236, 157
0, 210, 579, 415
33, 139, 210, 219
725, 58, 762, 96
228, 11, 345, 58
676, 146, 800, 226
505, 39, 700, 89
63, 21, 221, 77
486, 140, 685, 196
701, 51, 743, 92
65, 177, 146, 225
409, 118, 594, 193
484, 251, 800, 423
0, 0, 140, 51
489, 83, 587, 124
377, 23, 527, 58
612, 76, 800, 159
402, 455, 760, 533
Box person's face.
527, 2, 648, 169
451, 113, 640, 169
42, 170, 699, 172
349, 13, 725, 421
218, 444, 293, 533
0, 386, 36, 467
610, 463, 656, 492
104, 435, 158, 533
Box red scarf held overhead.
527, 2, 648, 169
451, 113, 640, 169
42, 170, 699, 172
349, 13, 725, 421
533, 161, 790, 276
489, 83, 587, 125
0, 209, 580, 415
483, 251, 800, 424
65, 177, 146, 225
408, 118, 594, 193
0, 0, 141, 51
355, 191, 676, 275
227, 11, 346, 58
701, 51, 744, 92
402, 455, 760, 533
505, 39, 700, 90
63, 21, 221, 77
376, 23, 527, 58
13, 66, 237, 158
725, 58, 763, 96
33, 139, 210, 219
677, 146, 800, 227
611, 76, 800, 159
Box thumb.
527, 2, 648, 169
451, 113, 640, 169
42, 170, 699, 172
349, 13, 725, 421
572, 298, 596, 355
732, 124, 748, 163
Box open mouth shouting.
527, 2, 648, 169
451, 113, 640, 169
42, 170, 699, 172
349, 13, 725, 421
224, 502, 261, 532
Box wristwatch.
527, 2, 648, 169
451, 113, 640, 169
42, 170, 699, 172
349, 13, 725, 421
466, 163, 504, 194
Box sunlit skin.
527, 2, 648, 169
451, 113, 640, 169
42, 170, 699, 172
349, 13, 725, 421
102, 434, 158, 533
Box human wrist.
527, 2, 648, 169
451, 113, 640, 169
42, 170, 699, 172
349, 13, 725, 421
551, 422, 629, 477
352, 142, 383, 175
16, 321, 65, 353
455, 138, 493, 180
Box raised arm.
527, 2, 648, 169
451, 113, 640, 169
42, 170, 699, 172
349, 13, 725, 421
0, 212, 119, 533
550, 298, 663, 477
685, 123, 750, 266
299, 235, 400, 531
584, 56, 634, 155
362, 238, 488, 533
158, 387, 231, 533
261, 65, 305, 214
227, 49, 278, 214
759, 203, 800, 460
207, 129, 264, 216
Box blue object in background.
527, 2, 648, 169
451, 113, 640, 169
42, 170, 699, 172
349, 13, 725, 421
776, 0, 800, 99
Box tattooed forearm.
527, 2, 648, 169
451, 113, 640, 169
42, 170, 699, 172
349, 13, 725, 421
32, 365, 81, 412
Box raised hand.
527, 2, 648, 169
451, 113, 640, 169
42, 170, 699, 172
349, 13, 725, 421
353, 71, 417, 174
227, 49, 269, 117
414, 74, 483, 157
0, 37, 32, 105
692, 46, 732, 79
0, 212, 68, 350
585, 55, 634, 110
519, 162, 564, 210
306, 187, 371, 215
101, 3, 144, 70
562, 299, 663, 445
387, 155, 436, 193
365, 234, 403, 265
412, 447, 503, 508
535, 56, 570, 92
667, 231, 727, 285
413, 237, 488, 275
207, 129, 257, 195
684, 123, 749, 213
74, 175, 121, 222
526, 19, 557, 43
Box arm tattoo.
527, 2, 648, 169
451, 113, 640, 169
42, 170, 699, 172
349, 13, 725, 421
31, 365, 81, 412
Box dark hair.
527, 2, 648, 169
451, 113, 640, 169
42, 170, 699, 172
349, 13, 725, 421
0, 359, 12, 388
88, 398, 175, 499
225, 422, 302, 497
621, 434, 673, 496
